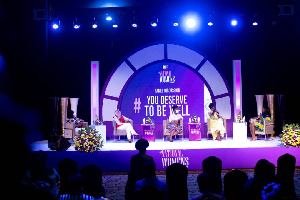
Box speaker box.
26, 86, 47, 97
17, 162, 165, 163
48, 135, 71, 151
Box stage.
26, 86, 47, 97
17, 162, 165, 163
31, 137, 300, 171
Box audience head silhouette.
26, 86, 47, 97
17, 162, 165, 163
166, 163, 188, 200
135, 139, 149, 154
224, 169, 248, 200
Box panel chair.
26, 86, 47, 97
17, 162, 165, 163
206, 118, 228, 140
254, 119, 274, 140
163, 119, 184, 141
112, 120, 138, 141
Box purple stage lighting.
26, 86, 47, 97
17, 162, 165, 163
231, 19, 238, 26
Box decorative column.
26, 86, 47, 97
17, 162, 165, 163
50, 97, 59, 134
91, 61, 100, 124
233, 60, 242, 120
255, 95, 265, 116
278, 94, 285, 128
70, 98, 79, 117
266, 94, 275, 137
60, 97, 69, 136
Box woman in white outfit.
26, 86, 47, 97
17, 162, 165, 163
113, 109, 138, 143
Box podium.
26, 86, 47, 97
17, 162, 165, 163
188, 123, 201, 141
233, 122, 247, 141
141, 124, 155, 142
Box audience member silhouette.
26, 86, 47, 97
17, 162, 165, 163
190, 173, 224, 200
58, 158, 78, 195
80, 164, 105, 199
242, 159, 275, 200
134, 160, 168, 200
224, 170, 248, 200
135, 186, 165, 200
59, 173, 94, 200
202, 156, 223, 194
276, 153, 296, 199
21, 150, 60, 200
166, 163, 188, 200
125, 139, 154, 200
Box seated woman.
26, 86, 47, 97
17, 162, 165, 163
66, 110, 80, 125
249, 105, 271, 141
113, 109, 138, 143
166, 105, 183, 142
206, 103, 226, 141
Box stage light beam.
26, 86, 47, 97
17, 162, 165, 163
151, 22, 157, 27
252, 22, 258, 26
52, 23, 59, 29
208, 22, 213, 26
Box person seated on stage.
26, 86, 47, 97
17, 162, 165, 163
206, 103, 226, 141
113, 109, 139, 143
166, 105, 183, 142
66, 110, 80, 125
249, 105, 271, 141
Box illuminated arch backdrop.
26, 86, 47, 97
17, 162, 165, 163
100, 41, 233, 138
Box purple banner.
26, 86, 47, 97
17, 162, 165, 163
120, 62, 205, 124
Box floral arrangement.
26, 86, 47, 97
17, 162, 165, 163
145, 116, 153, 124
189, 114, 200, 123
93, 115, 102, 125
74, 126, 104, 153
279, 123, 300, 147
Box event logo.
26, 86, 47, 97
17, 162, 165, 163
160, 149, 189, 168
159, 71, 175, 83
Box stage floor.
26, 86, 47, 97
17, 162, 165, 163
31, 137, 282, 151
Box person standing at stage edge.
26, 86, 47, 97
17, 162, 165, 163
113, 109, 139, 143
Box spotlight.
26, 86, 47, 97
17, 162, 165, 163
181, 13, 201, 33
73, 19, 80, 29
151, 22, 157, 27
231, 19, 238, 26
92, 18, 98, 29
106, 16, 112, 21
150, 17, 158, 27
132, 23, 138, 28
171, 16, 179, 27
186, 18, 196, 28
112, 24, 118, 28
252, 22, 258, 26
51, 19, 60, 30
52, 23, 59, 29
208, 22, 213, 26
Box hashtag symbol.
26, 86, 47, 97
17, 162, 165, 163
134, 98, 141, 113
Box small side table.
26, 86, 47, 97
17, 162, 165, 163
233, 122, 247, 141
141, 124, 155, 142
95, 125, 107, 143
188, 123, 201, 141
